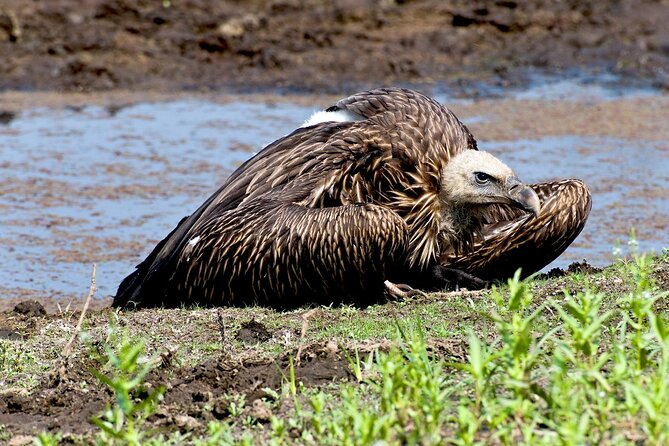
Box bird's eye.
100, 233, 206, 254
474, 172, 492, 185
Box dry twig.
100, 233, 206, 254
217, 308, 226, 345
296, 308, 320, 366
61, 263, 97, 358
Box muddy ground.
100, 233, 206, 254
1, 0, 668, 94
0, 255, 667, 443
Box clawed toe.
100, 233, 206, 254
384, 280, 428, 300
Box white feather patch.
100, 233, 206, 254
187, 236, 201, 248
301, 109, 364, 127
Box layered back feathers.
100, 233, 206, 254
114, 88, 479, 307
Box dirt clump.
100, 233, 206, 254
542, 260, 604, 279
12, 300, 47, 318
566, 260, 604, 275
0, 302, 50, 340
0, 0, 667, 94
236, 318, 273, 344
0, 340, 352, 439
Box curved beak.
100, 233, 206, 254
506, 177, 541, 217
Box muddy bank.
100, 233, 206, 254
0, 254, 667, 442
0, 338, 353, 438
1, 0, 668, 94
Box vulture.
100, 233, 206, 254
113, 88, 591, 309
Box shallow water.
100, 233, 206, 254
0, 100, 312, 297
1, 84, 667, 299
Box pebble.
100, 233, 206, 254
174, 414, 201, 431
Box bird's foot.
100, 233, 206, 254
431, 266, 489, 291
384, 280, 428, 301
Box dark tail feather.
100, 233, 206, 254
112, 215, 190, 309
113, 268, 144, 309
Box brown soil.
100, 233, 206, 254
0, 337, 352, 438
0, 302, 352, 439
1, 0, 668, 94
1, 256, 667, 442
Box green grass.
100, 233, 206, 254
21, 249, 668, 445
0, 337, 43, 389
248, 258, 667, 446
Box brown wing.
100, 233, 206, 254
151, 200, 410, 308
442, 179, 592, 280
331, 87, 477, 159
113, 122, 368, 307
114, 88, 479, 307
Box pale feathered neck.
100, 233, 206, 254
440, 204, 491, 255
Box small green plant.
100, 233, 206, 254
222, 393, 246, 418
90, 332, 164, 446
0, 340, 36, 377
278, 353, 304, 417
619, 251, 669, 444
489, 271, 554, 399
192, 421, 236, 446
32, 431, 61, 446
340, 343, 374, 383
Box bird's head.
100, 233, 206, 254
439, 150, 540, 217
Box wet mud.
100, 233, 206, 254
0, 349, 351, 438
1, 0, 668, 94
0, 309, 354, 439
